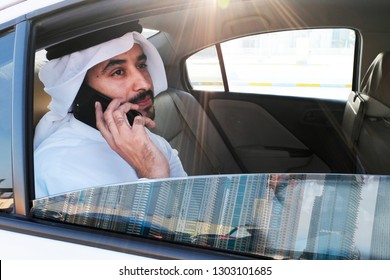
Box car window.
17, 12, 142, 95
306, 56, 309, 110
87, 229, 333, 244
31, 173, 389, 260
186, 28, 356, 101
0, 30, 15, 213
186, 45, 224, 92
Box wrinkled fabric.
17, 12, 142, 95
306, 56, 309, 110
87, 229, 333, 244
35, 115, 187, 198
34, 32, 167, 149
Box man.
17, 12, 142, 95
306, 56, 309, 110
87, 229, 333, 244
34, 22, 187, 198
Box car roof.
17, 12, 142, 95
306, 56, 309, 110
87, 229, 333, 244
0, 0, 77, 27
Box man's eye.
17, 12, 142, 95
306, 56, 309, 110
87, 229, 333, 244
138, 63, 148, 69
112, 69, 124, 76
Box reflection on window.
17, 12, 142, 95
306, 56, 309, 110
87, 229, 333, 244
0, 185, 13, 213
187, 28, 356, 101
32, 174, 390, 260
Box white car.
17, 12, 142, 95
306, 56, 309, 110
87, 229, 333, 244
1, 0, 390, 260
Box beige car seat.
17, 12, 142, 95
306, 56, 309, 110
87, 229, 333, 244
151, 89, 242, 175
357, 52, 390, 174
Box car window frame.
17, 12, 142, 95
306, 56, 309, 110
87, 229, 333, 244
11, 20, 35, 216
0, 28, 15, 213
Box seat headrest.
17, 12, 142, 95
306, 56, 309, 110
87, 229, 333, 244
361, 52, 390, 108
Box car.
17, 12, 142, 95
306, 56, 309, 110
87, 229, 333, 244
1, 0, 390, 261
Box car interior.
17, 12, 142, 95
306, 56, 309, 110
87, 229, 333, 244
33, 57, 342, 176
31, 0, 390, 179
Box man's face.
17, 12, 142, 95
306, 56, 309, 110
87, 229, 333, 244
85, 44, 155, 119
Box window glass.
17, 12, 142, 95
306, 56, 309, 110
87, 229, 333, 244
187, 28, 356, 101
0, 31, 15, 213
32, 174, 389, 260
186, 45, 224, 91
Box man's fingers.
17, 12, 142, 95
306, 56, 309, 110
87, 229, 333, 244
113, 109, 129, 127
106, 99, 140, 115
95, 101, 116, 145
143, 117, 156, 129
119, 102, 140, 114
132, 115, 156, 129
95, 101, 105, 130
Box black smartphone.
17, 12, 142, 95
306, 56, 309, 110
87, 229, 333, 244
73, 82, 142, 129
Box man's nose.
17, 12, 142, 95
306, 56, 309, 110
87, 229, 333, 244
131, 69, 151, 92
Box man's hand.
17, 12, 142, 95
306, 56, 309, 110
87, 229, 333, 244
95, 99, 170, 179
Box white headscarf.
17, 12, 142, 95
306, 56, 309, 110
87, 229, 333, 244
34, 31, 167, 149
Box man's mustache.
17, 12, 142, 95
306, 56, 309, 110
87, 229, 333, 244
129, 90, 154, 104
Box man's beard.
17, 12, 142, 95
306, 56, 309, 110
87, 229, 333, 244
129, 89, 155, 120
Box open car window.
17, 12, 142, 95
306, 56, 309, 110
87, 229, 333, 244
32, 174, 388, 260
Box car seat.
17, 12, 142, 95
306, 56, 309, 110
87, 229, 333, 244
151, 89, 242, 175
356, 52, 390, 174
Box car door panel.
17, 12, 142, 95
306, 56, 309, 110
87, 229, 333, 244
209, 99, 320, 172
195, 91, 353, 173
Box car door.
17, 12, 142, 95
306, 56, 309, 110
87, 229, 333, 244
186, 28, 357, 174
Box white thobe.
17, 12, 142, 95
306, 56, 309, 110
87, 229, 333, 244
34, 115, 187, 198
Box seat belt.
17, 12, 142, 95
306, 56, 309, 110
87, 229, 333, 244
351, 92, 365, 146
168, 91, 223, 174
351, 92, 366, 173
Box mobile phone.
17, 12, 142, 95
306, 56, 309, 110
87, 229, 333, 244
73, 82, 142, 129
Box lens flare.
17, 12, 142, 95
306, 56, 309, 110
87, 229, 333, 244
217, 0, 229, 9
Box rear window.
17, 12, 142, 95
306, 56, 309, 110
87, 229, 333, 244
186, 28, 356, 101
